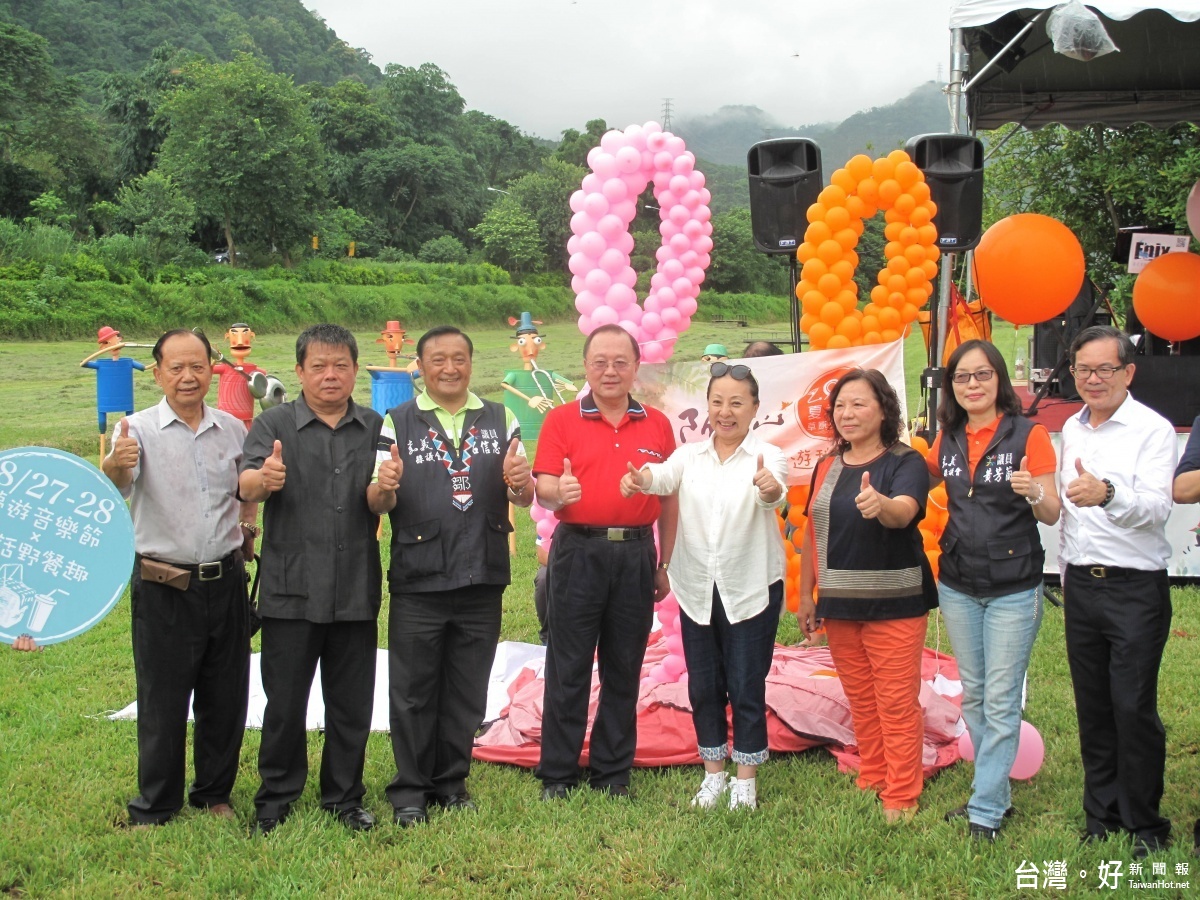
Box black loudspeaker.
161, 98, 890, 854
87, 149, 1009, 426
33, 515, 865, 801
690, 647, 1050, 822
1128, 356, 1200, 426
747, 139, 822, 255
1031, 279, 1110, 400
905, 134, 985, 252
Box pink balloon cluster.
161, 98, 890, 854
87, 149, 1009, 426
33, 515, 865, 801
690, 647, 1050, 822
530, 497, 556, 551
643, 591, 688, 687
568, 122, 713, 363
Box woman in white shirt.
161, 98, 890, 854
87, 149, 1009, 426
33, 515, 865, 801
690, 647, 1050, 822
621, 362, 787, 810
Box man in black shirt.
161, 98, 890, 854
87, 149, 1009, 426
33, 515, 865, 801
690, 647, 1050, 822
240, 324, 384, 834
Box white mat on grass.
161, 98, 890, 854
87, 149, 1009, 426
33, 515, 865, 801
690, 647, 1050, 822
108, 641, 547, 731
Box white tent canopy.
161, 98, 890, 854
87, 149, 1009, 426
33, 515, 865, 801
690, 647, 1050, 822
949, 1, 1200, 129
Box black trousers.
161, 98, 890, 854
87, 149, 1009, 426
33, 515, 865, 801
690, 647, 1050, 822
537, 527, 656, 788
1064, 565, 1172, 845
385, 583, 503, 809
255, 617, 377, 820
127, 557, 250, 824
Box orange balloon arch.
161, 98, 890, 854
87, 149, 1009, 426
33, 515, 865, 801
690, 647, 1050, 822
797, 150, 940, 350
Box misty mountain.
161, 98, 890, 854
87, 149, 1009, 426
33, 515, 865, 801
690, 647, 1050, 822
678, 82, 950, 171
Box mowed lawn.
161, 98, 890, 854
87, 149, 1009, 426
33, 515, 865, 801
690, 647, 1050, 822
2, 322, 1199, 898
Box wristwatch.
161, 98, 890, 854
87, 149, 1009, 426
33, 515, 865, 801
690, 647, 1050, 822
1099, 479, 1115, 509
658, 561, 670, 572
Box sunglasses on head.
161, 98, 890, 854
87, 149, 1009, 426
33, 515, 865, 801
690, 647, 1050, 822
710, 362, 752, 380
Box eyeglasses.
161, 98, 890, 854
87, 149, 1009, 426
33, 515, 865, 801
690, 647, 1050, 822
586, 358, 632, 372
1070, 364, 1126, 381
710, 362, 752, 380
951, 368, 995, 384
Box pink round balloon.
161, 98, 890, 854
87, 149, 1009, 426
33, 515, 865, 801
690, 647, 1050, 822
578, 313, 595, 335
611, 199, 637, 222
689, 170, 706, 190
662, 654, 686, 679
680, 190, 701, 210
570, 211, 596, 236
641, 311, 663, 334
650, 273, 668, 291
596, 214, 624, 241
592, 305, 620, 327
569, 190, 586, 213
614, 268, 638, 288
1011, 721, 1045, 780
665, 136, 686, 155
958, 730, 975, 762
665, 632, 684, 656
660, 307, 682, 328
605, 283, 635, 310
672, 276, 694, 297
640, 341, 666, 364
679, 250, 699, 269
592, 154, 618, 180
618, 319, 641, 336
669, 174, 690, 195
647, 132, 667, 152
568, 253, 593, 277
581, 173, 604, 195
656, 190, 678, 210
583, 192, 609, 219
598, 248, 627, 275
575, 291, 602, 316
673, 152, 695, 175
600, 130, 625, 154
659, 220, 681, 239
643, 295, 661, 314
570, 275, 585, 294
677, 297, 698, 317
584, 269, 611, 295
657, 287, 678, 307
616, 146, 641, 173
668, 205, 690, 226
614, 231, 635, 255
669, 233, 690, 254
603, 178, 628, 203
656, 246, 677, 264
536, 518, 555, 540
579, 232, 606, 258
662, 259, 684, 279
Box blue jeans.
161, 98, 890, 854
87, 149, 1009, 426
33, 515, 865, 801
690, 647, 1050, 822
938, 582, 1043, 829
679, 581, 782, 765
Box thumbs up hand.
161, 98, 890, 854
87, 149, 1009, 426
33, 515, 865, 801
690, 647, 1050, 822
620, 461, 648, 498
558, 458, 582, 508
752, 452, 783, 502
1066, 457, 1108, 507
1010, 454, 1036, 499
503, 437, 531, 496
111, 417, 140, 470
855, 471, 883, 520
376, 442, 404, 494
261, 439, 286, 492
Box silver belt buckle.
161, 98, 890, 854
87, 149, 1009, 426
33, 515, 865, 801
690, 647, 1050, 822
1089, 566, 1107, 578
198, 561, 223, 581
607, 527, 627, 542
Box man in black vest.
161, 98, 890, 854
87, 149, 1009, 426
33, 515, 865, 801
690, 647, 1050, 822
368, 325, 533, 827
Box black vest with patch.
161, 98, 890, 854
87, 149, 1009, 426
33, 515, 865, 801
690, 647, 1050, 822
384, 399, 514, 594
937, 415, 1045, 597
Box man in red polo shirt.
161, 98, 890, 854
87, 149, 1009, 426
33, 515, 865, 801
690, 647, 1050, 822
534, 324, 678, 799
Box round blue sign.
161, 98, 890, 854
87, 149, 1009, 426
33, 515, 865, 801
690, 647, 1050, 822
0, 447, 135, 645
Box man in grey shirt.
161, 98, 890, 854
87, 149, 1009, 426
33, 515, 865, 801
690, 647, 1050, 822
239, 324, 384, 834
102, 328, 257, 827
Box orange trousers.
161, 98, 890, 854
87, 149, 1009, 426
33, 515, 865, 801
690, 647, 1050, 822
824, 614, 928, 810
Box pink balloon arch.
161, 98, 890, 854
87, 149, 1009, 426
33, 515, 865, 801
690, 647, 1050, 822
567, 122, 713, 364
532, 123, 710, 688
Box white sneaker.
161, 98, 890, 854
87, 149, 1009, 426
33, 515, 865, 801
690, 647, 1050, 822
690, 771, 729, 809
728, 777, 757, 810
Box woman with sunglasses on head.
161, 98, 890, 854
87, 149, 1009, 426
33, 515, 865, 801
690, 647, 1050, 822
621, 362, 787, 811
797, 369, 937, 823
926, 339, 1059, 841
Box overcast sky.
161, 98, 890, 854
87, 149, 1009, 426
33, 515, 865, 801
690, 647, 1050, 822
310, 0, 958, 140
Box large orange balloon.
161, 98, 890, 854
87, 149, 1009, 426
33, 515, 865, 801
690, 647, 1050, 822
1132, 252, 1200, 342
973, 214, 1085, 325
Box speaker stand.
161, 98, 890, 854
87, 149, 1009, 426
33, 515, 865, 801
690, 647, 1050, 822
789, 255, 801, 352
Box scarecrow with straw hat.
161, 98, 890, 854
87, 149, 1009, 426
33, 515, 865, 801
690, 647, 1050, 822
501, 312, 576, 441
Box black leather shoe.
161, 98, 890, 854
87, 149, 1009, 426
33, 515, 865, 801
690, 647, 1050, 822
432, 793, 476, 812
336, 806, 376, 832
1132, 837, 1168, 859
969, 822, 999, 842
393, 806, 428, 827
591, 784, 630, 799
945, 804, 1014, 822
255, 816, 282, 835
541, 784, 573, 801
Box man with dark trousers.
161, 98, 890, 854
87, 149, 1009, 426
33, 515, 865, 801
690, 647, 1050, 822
102, 328, 256, 826
369, 325, 533, 826
1172, 416, 1200, 854
534, 324, 678, 799
1058, 325, 1177, 856
240, 324, 384, 834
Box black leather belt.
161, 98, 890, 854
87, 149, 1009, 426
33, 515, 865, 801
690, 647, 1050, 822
1068, 563, 1147, 580
140, 552, 238, 582
561, 524, 653, 542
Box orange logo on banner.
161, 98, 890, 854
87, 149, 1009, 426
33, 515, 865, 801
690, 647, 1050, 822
795, 366, 854, 439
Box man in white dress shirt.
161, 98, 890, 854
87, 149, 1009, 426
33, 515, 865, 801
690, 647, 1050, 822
103, 329, 257, 826
1058, 325, 1176, 855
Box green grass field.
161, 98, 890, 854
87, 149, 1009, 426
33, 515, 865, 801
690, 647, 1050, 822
1, 322, 1198, 898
